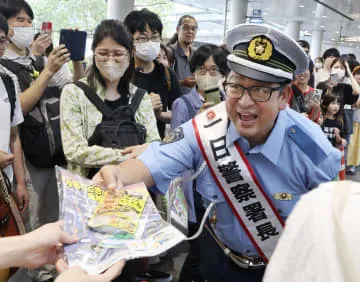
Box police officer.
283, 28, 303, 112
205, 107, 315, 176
93, 24, 341, 282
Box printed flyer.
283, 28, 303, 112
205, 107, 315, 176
56, 167, 186, 275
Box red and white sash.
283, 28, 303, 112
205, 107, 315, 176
192, 102, 284, 262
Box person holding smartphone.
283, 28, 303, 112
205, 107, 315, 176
171, 44, 229, 129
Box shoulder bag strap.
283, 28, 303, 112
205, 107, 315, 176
129, 87, 146, 114
163, 65, 172, 92
74, 81, 113, 119
180, 95, 197, 118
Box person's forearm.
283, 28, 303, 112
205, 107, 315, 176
72, 61, 85, 81
157, 111, 172, 123
0, 236, 27, 269
10, 128, 26, 187
117, 159, 155, 188
349, 73, 360, 95
20, 68, 53, 115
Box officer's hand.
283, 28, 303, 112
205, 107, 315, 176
180, 76, 196, 88
197, 102, 215, 114
121, 144, 149, 159
55, 259, 125, 282
341, 138, 347, 147
45, 45, 70, 76
31, 34, 52, 56
0, 150, 14, 168
149, 92, 162, 113
92, 165, 123, 190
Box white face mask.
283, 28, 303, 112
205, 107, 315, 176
11, 26, 34, 50
96, 60, 129, 83
331, 68, 345, 80
195, 74, 221, 91
135, 41, 160, 62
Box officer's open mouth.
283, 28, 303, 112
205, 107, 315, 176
239, 113, 257, 121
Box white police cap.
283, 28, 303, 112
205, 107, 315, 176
226, 24, 308, 83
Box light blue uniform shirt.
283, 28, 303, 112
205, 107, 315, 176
139, 107, 341, 255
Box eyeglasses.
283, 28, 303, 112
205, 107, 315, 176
134, 34, 161, 44
181, 24, 198, 32
223, 82, 282, 102
0, 36, 8, 45
94, 51, 129, 62
196, 66, 220, 77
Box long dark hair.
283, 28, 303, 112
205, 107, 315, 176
321, 93, 343, 127
87, 19, 134, 95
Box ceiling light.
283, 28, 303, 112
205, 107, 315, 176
320, 25, 325, 28
336, 31, 340, 33
299, 5, 305, 8
322, 15, 327, 18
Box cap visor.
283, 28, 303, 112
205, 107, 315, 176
227, 54, 292, 83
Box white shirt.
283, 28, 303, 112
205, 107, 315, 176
263, 181, 360, 282
0, 76, 23, 181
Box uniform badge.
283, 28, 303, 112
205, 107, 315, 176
273, 192, 293, 201
161, 127, 184, 145
247, 36, 273, 61
207, 110, 216, 121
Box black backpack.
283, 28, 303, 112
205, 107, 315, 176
74, 81, 147, 149
0, 57, 66, 168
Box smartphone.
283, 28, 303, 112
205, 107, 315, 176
330, 73, 339, 84
312, 89, 322, 102
204, 86, 221, 104
59, 29, 87, 61
40, 22, 52, 36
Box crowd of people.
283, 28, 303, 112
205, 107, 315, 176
0, 0, 359, 282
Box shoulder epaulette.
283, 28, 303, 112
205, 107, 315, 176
287, 125, 327, 165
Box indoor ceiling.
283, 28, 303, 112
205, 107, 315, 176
143, 0, 360, 57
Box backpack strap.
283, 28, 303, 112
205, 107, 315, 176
74, 81, 113, 119
129, 87, 146, 114
0, 73, 16, 122
291, 84, 307, 113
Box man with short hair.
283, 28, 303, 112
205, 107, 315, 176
94, 24, 341, 282
297, 40, 315, 87
169, 15, 198, 95
124, 8, 181, 139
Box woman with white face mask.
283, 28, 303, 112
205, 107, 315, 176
60, 20, 160, 179
317, 58, 360, 175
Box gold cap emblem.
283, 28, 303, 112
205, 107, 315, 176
248, 36, 273, 61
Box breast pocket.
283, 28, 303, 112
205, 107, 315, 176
272, 192, 300, 220
195, 170, 225, 204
